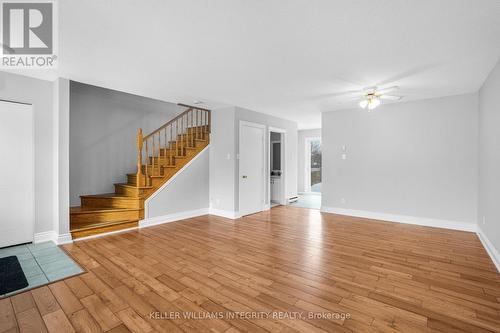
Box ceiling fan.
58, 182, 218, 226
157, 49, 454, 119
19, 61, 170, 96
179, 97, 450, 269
357, 86, 403, 110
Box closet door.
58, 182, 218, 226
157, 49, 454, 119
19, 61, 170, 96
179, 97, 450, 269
0, 100, 34, 248
239, 121, 265, 216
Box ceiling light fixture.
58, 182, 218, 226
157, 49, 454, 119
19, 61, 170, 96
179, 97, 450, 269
368, 97, 380, 110
359, 95, 380, 111
357, 86, 402, 111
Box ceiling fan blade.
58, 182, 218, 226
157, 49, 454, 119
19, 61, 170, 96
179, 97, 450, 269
380, 95, 402, 101
362, 86, 378, 94
347, 95, 366, 101
328, 90, 363, 97
309, 89, 363, 101
376, 86, 399, 95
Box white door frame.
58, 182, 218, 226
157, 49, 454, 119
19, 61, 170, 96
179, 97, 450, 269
239, 120, 266, 216
304, 136, 321, 194
0, 99, 35, 247
268, 127, 287, 206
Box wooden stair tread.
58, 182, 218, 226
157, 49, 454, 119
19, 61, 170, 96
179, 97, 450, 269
114, 183, 153, 189
70, 219, 138, 232
80, 193, 139, 199
156, 154, 188, 158
150, 164, 177, 168
127, 173, 164, 178
128, 173, 165, 178
70, 206, 141, 214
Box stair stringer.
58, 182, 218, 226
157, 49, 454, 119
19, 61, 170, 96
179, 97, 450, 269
140, 145, 210, 227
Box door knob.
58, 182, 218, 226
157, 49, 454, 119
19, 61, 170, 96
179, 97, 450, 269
242, 175, 247, 179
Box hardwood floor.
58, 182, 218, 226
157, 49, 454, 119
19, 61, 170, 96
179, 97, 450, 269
2, 206, 500, 332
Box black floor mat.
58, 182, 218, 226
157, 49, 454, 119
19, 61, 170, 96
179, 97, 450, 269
0, 256, 29, 295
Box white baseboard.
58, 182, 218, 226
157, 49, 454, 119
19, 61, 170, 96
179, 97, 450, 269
208, 208, 240, 219
476, 226, 500, 273
34, 231, 57, 244
140, 208, 209, 228
34, 231, 73, 245
56, 233, 73, 245
320, 206, 477, 232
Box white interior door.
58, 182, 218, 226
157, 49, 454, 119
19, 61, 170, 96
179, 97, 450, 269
0, 100, 34, 248
239, 122, 265, 216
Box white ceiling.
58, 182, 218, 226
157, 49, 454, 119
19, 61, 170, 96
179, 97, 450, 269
53, 0, 500, 128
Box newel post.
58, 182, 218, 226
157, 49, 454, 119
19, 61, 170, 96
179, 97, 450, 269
136, 128, 144, 187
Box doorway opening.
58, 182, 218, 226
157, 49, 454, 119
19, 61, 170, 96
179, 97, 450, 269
292, 137, 321, 209
269, 129, 285, 207
306, 137, 322, 193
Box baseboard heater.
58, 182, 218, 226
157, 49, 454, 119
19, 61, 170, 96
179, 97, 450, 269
288, 196, 299, 203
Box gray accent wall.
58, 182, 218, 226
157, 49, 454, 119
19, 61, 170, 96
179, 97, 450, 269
0, 71, 56, 234
322, 93, 479, 225
479, 59, 500, 252
298, 128, 321, 193
69, 81, 180, 206
146, 148, 209, 217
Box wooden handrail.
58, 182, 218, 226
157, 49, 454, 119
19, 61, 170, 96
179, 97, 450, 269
135, 105, 211, 187
143, 107, 192, 141
178, 103, 211, 112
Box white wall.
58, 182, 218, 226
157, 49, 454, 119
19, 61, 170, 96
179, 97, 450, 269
209, 107, 237, 213
322, 93, 478, 227
69, 81, 180, 206
0, 71, 56, 234
53, 78, 71, 241
145, 147, 209, 218
297, 128, 321, 193
478, 59, 500, 256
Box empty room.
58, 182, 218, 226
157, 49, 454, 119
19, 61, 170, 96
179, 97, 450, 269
1, 1, 500, 332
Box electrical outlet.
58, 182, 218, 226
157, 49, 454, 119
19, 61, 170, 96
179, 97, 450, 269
341, 198, 346, 204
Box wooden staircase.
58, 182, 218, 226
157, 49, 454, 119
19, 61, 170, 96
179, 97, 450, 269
70, 104, 211, 239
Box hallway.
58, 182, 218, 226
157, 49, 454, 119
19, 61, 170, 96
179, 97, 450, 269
290, 193, 321, 210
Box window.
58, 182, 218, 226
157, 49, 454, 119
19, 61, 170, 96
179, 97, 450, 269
310, 139, 321, 192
